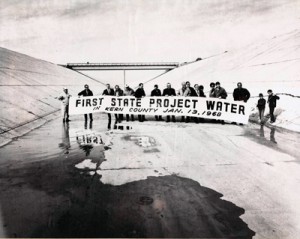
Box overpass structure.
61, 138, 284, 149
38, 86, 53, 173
59, 62, 180, 87
60, 62, 179, 71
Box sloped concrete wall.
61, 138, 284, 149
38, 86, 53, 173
145, 29, 300, 131
0, 47, 105, 146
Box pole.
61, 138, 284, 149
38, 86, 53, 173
123, 70, 126, 89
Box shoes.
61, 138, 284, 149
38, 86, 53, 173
270, 121, 275, 124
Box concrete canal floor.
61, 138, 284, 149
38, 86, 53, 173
0, 114, 299, 238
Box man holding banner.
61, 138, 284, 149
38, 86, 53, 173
163, 83, 176, 123
124, 85, 135, 121
114, 85, 124, 123
151, 84, 163, 121
69, 88, 250, 125
78, 84, 93, 122
134, 83, 146, 122
102, 84, 115, 129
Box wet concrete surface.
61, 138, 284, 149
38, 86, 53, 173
244, 123, 300, 161
0, 115, 258, 238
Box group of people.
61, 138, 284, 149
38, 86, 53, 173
58, 81, 280, 126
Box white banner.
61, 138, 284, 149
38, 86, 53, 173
69, 96, 250, 124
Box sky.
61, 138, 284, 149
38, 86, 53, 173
0, 0, 299, 85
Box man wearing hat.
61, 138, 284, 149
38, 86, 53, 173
58, 87, 71, 122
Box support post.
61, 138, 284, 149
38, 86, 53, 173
123, 70, 126, 89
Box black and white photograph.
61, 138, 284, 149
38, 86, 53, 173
0, 0, 299, 238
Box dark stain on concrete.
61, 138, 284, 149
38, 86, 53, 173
0, 161, 255, 238
264, 162, 274, 166
144, 148, 160, 153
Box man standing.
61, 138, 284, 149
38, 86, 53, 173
134, 83, 146, 122
114, 85, 124, 123
199, 85, 206, 97
178, 81, 187, 122
163, 83, 176, 122
257, 93, 266, 124
233, 82, 250, 102
209, 82, 215, 97
184, 81, 196, 123
186, 81, 197, 96
232, 82, 250, 125
58, 87, 71, 122
151, 84, 163, 121
78, 84, 93, 122
197, 85, 206, 123
267, 89, 280, 123
102, 84, 115, 129
213, 82, 227, 99
213, 82, 227, 125
124, 85, 135, 121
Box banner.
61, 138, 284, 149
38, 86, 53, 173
69, 96, 250, 124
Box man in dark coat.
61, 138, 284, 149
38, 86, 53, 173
78, 84, 93, 121
213, 82, 227, 125
213, 82, 227, 99
114, 85, 124, 123
162, 83, 176, 122
186, 81, 197, 97
232, 82, 250, 125
134, 83, 146, 122
198, 85, 206, 123
151, 84, 163, 121
233, 82, 250, 102
267, 89, 280, 123
102, 84, 115, 129
124, 85, 135, 121
257, 93, 266, 124
199, 85, 206, 97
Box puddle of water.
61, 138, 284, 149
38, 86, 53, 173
0, 117, 110, 168
75, 159, 97, 170
0, 117, 255, 238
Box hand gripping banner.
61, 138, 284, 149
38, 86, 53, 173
69, 96, 251, 124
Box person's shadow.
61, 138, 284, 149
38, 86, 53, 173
259, 125, 277, 144
260, 125, 265, 138
270, 127, 277, 144
58, 122, 71, 154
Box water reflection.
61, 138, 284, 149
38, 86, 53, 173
84, 120, 93, 130
259, 125, 277, 144
270, 128, 277, 144
259, 125, 265, 138
58, 122, 71, 154
76, 121, 104, 156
